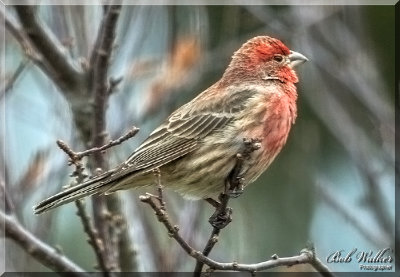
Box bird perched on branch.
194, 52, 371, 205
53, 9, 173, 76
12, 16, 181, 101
34, 36, 308, 214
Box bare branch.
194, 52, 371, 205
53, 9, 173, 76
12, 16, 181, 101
89, 3, 122, 158
88, 5, 121, 71
56, 139, 111, 273
75, 199, 110, 273
87, 4, 124, 273
56, 140, 86, 179
107, 76, 123, 94
140, 194, 333, 275
0, 7, 41, 62
140, 193, 194, 255
193, 248, 333, 274
57, 126, 139, 272
194, 228, 220, 272
13, 6, 84, 93
1, 211, 88, 276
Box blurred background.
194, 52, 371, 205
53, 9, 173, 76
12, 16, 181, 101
1, 3, 396, 273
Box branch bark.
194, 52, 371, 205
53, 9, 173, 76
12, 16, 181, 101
1, 211, 88, 276
140, 194, 333, 275
14, 6, 84, 93
10, 5, 92, 139
55, 140, 110, 274
56, 127, 139, 273
75, 200, 110, 273
9, 5, 136, 273
88, 4, 129, 273
1, 6, 41, 62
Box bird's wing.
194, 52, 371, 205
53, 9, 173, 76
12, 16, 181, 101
107, 88, 255, 182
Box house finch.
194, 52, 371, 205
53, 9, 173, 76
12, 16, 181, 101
34, 36, 307, 214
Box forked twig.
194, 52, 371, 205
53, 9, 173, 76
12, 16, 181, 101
56, 127, 138, 273
56, 141, 109, 273
139, 193, 333, 275
58, 127, 139, 165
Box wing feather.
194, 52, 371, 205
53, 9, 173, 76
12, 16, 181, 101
105, 88, 256, 186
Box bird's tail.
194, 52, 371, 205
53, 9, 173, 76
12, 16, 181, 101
33, 172, 114, 214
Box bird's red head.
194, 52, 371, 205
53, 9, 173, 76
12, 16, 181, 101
223, 36, 307, 85
246, 36, 291, 62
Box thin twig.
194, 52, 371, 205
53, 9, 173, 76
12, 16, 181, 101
107, 76, 123, 95
56, 139, 111, 274
139, 194, 333, 275
140, 193, 193, 254
74, 199, 109, 273
56, 140, 82, 166
56, 127, 139, 168
196, 229, 220, 264
56, 127, 138, 170
56, 127, 140, 273
76, 127, 139, 160
154, 168, 166, 211
56, 140, 87, 185
1, 210, 88, 276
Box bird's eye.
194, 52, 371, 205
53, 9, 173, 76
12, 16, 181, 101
273, 55, 283, 62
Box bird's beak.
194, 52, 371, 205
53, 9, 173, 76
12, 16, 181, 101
288, 50, 308, 68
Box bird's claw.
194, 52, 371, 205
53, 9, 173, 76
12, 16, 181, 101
226, 175, 245, 198
227, 181, 244, 198
208, 207, 233, 229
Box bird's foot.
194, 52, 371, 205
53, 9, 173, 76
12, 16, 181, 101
205, 197, 220, 208
226, 179, 244, 198
242, 138, 262, 157
208, 206, 233, 229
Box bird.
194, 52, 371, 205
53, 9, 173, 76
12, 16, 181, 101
34, 36, 308, 214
